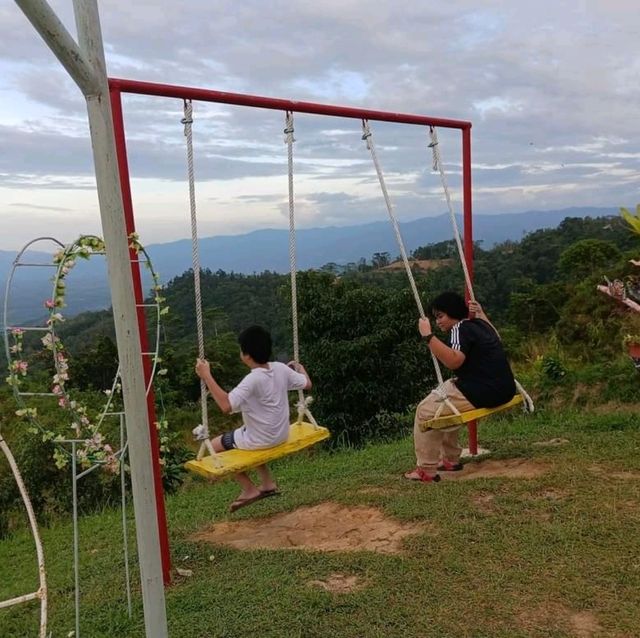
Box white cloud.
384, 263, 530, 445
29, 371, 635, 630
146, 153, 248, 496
0, 1, 638, 250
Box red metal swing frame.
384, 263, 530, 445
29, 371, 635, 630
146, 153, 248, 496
108, 77, 477, 585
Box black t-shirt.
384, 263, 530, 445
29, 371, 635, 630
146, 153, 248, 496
448, 318, 516, 408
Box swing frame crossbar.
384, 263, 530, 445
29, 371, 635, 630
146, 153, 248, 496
108, 76, 480, 461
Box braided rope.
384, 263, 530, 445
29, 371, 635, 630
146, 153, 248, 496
285, 113, 300, 366
428, 127, 475, 302
182, 101, 209, 434
284, 112, 317, 426
361, 121, 427, 319
360, 120, 457, 409
429, 126, 534, 414
515, 379, 535, 413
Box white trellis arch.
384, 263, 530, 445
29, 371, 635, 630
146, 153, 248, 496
0, 434, 47, 638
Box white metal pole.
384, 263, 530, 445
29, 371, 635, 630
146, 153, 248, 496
71, 2, 169, 635
71, 443, 80, 638
13, 0, 99, 96
14, 1, 169, 636
120, 416, 133, 618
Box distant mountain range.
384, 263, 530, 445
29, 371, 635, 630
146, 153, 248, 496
0, 206, 618, 324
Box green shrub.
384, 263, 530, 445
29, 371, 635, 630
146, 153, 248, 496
297, 272, 435, 446
540, 355, 567, 382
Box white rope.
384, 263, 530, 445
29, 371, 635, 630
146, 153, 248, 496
182, 102, 224, 465
429, 126, 534, 414
285, 112, 318, 426
361, 120, 461, 416
428, 127, 475, 302
515, 379, 535, 413
361, 121, 427, 319
182, 101, 209, 434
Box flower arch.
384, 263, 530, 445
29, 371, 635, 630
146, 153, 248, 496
5, 234, 168, 471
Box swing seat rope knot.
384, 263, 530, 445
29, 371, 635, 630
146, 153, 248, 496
433, 384, 449, 402
192, 423, 208, 441
296, 395, 314, 412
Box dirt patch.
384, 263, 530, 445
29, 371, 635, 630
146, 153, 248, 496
610, 471, 640, 480
539, 488, 568, 500
571, 383, 599, 405
524, 488, 571, 523
532, 438, 570, 447
570, 611, 603, 637
519, 603, 602, 637
610, 499, 638, 513
307, 573, 368, 593
381, 258, 453, 272
591, 401, 640, 416
441, 458, 550, 481
472, 492, 496, 513
589, 465, 640, 480
525, 488, 570, 502
191, 503, 426, 554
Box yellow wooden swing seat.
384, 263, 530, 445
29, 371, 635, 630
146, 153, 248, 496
185, 421, 330, 480
419, 394, 523, 432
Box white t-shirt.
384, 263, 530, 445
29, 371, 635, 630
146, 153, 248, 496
228, 361, 307, 450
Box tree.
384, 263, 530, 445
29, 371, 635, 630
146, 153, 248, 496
558, 239, 621, 282
70, 335, 119, 391
296, 271, 435, 445
371, 251, 390, 269
508, 282, 568, 334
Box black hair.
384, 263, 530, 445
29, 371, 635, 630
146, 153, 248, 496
238, 325, 272, 364
430, 291, 469, 320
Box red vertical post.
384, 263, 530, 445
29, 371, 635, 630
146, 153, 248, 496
462, 125, 478, 455
110, 88, 172, 585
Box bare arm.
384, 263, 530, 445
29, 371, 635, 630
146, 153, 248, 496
288, 361, 312, 390
418, 318, 466, 370
195, 358, 232, 413
469, 300, 501, 339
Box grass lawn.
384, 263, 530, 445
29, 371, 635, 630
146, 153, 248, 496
1, 406, 639, 637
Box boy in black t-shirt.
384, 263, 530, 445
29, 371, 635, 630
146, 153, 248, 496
404, 292, 516, 483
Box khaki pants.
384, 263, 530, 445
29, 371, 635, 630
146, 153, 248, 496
413, 379, 475, 473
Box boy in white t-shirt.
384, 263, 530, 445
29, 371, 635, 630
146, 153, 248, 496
195, 325, 311, 512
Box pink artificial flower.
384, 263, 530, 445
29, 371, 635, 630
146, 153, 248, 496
45, 299, 55, 309
106, 457, 119, 474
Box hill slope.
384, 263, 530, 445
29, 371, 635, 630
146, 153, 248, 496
0, 206, 617, 323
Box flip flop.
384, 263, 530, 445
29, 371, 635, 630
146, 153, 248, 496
403, 468, 441, 483
259, 488, 280, 498
229, 492, 266, 513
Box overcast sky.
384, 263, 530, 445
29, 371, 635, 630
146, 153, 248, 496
0, 1, 638, 250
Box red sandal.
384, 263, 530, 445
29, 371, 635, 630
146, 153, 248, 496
438, 459, 464, 472
403, 468, 441, 483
